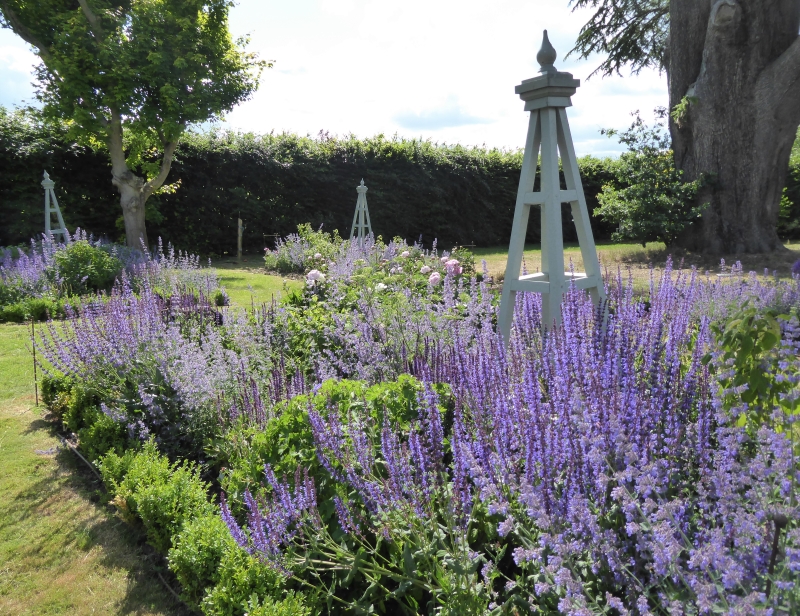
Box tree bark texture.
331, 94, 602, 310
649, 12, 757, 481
669, 0, 800, 253
107, 110, 179, 249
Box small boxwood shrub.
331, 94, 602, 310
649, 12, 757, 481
200, 542, 285, 616
99, 441, 215, 553
169, 514, 236, 609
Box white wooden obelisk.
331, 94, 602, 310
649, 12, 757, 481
350, 179, 373, 244
497, 31, 605, 341
42, 171, 68, 243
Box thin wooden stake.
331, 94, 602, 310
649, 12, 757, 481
237, 217, 243, 263
30, 318, 39, 406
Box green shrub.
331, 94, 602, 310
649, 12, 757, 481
169, 511, 289, 615
169, 514, 237, 609
217, 375, 446, 525
51, 240, 123, 294
41, 374, 74, 418
212, 288, 230, 307
0, 297, 67, 322
0, 281, 21, 306
596, 112, 706, 247
241, 592, 310, 616
76, 408, 127, 462
200, 546, 285, 616
705, 303, 800, 432
100, 440, 215, 554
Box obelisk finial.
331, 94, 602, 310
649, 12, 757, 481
537, 30, 557, 74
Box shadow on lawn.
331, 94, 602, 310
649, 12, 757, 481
3, 407, 191, 615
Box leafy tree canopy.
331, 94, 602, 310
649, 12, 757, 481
1, 0, 264, 144
0, 0, 266, 246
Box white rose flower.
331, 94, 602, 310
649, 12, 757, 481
306, 269, 326, 285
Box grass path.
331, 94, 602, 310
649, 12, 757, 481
473, 241, 800, 287
213, 261, 302, 307
0, 323, 187, 615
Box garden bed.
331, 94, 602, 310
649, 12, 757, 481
23, 227, 800, 615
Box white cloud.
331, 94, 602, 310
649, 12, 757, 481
0, 0, 669, 155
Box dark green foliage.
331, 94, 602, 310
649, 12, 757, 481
0, 107, 119, 246
0, 296, 69, 322
568, 0, 669, 76
778, 129, 800, 239
1, 107, 621, 253
595, 112, 706, 246
217, 376, 429, 522
3, 108, 798, 253
705, 303, 800, 432
52, 240, 123, 293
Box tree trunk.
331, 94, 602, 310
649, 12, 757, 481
669, 0, 800, 254
117, 173, 149, 250
106, 109, 180, 249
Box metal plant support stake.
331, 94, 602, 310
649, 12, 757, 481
350, 179, 373, 244
42, 170, 68, 242
497, 30, 605, 342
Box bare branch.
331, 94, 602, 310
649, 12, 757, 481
144, 137, 182, 198
0, 1, 52, 62
76, 0, 104, 38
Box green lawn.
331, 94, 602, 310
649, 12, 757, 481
473, 240, 800, 286
213, 260, 302, 308
0, 323, 187, 615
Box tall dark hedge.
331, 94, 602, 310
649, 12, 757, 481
2, 107, 797, 254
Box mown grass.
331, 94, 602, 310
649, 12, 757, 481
474, 240, 800, 289
213, 258, 302, 308
0, 323, 187, 615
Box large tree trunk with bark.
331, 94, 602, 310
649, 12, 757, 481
669, 0, 800, 254
106, 109, 179, 249
116, 172, 149, 250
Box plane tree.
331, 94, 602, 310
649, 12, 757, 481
0, 0, 265, 247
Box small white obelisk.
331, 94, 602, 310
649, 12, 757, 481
497, 30, 605, 341
350, 179, 373, 244
42, 171, 68, 243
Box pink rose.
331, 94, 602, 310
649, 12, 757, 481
428, 272, 442, 285
445, 259, 462, 275
420, 265, 431, 274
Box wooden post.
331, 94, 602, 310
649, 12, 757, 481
30, 319, 39, 406
497, 30, 605, 342
237, 218, 243, 263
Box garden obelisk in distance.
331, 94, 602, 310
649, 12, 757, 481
350, 180, 373, 245
42, 171, 68, 243
497, 31, 605, 341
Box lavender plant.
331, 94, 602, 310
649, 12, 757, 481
36, 230, 800, 614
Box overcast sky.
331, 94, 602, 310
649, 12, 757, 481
0, 0, 668, 156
